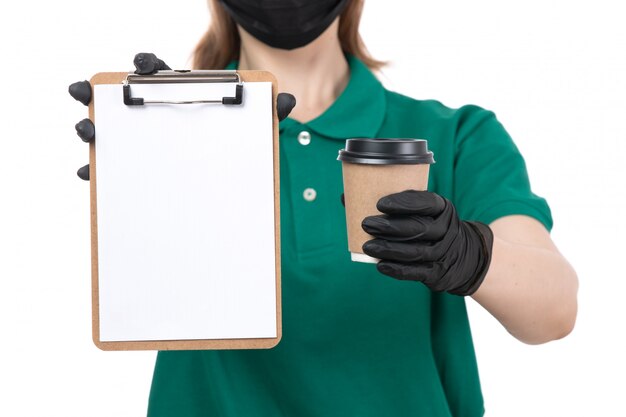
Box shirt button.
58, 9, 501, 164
297, 131, 311, 146
303, 188, 317, 202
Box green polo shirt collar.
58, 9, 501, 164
225, 54, 386, 140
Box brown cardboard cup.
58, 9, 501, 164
338, 139, 435, 263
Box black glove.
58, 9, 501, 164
360, 190, 494, 296
68, 53, 296, 180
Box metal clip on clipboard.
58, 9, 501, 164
122, 70, 244, 106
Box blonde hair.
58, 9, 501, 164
192, 0, 385, 71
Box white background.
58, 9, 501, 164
0, 0, 623, 416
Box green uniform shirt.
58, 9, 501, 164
147, 54, 552, 417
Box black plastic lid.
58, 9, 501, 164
337, 138, 435, 165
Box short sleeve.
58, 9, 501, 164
452, 106, 553, 231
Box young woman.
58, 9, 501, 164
70, 1, 578, 415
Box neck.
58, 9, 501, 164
237, 19, 350, 123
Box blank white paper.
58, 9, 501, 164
94, 81, 276, 342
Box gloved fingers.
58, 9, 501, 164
75, 118, 95, 143
74, 54, 165, 182
362, 239, 441, 263
69, 80, 92, 106
277, 93, 296, 121
133, 53, 171, 75
376, 190, 446, 216
361, 214, 445, 241
376, 260, 444, 282
77, 164, 90, 181
70, 81, 93, 181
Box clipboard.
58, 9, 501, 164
87, 70, 281, 351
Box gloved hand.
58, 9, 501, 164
68, 52, 297, 180
360, 190, 494, 296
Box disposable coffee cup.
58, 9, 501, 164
337, 139, 435, 263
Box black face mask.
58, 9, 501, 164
219, 0, 351, 50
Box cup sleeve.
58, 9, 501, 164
452, 106, 553, 231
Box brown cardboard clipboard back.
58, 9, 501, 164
88, 71, 281, 351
